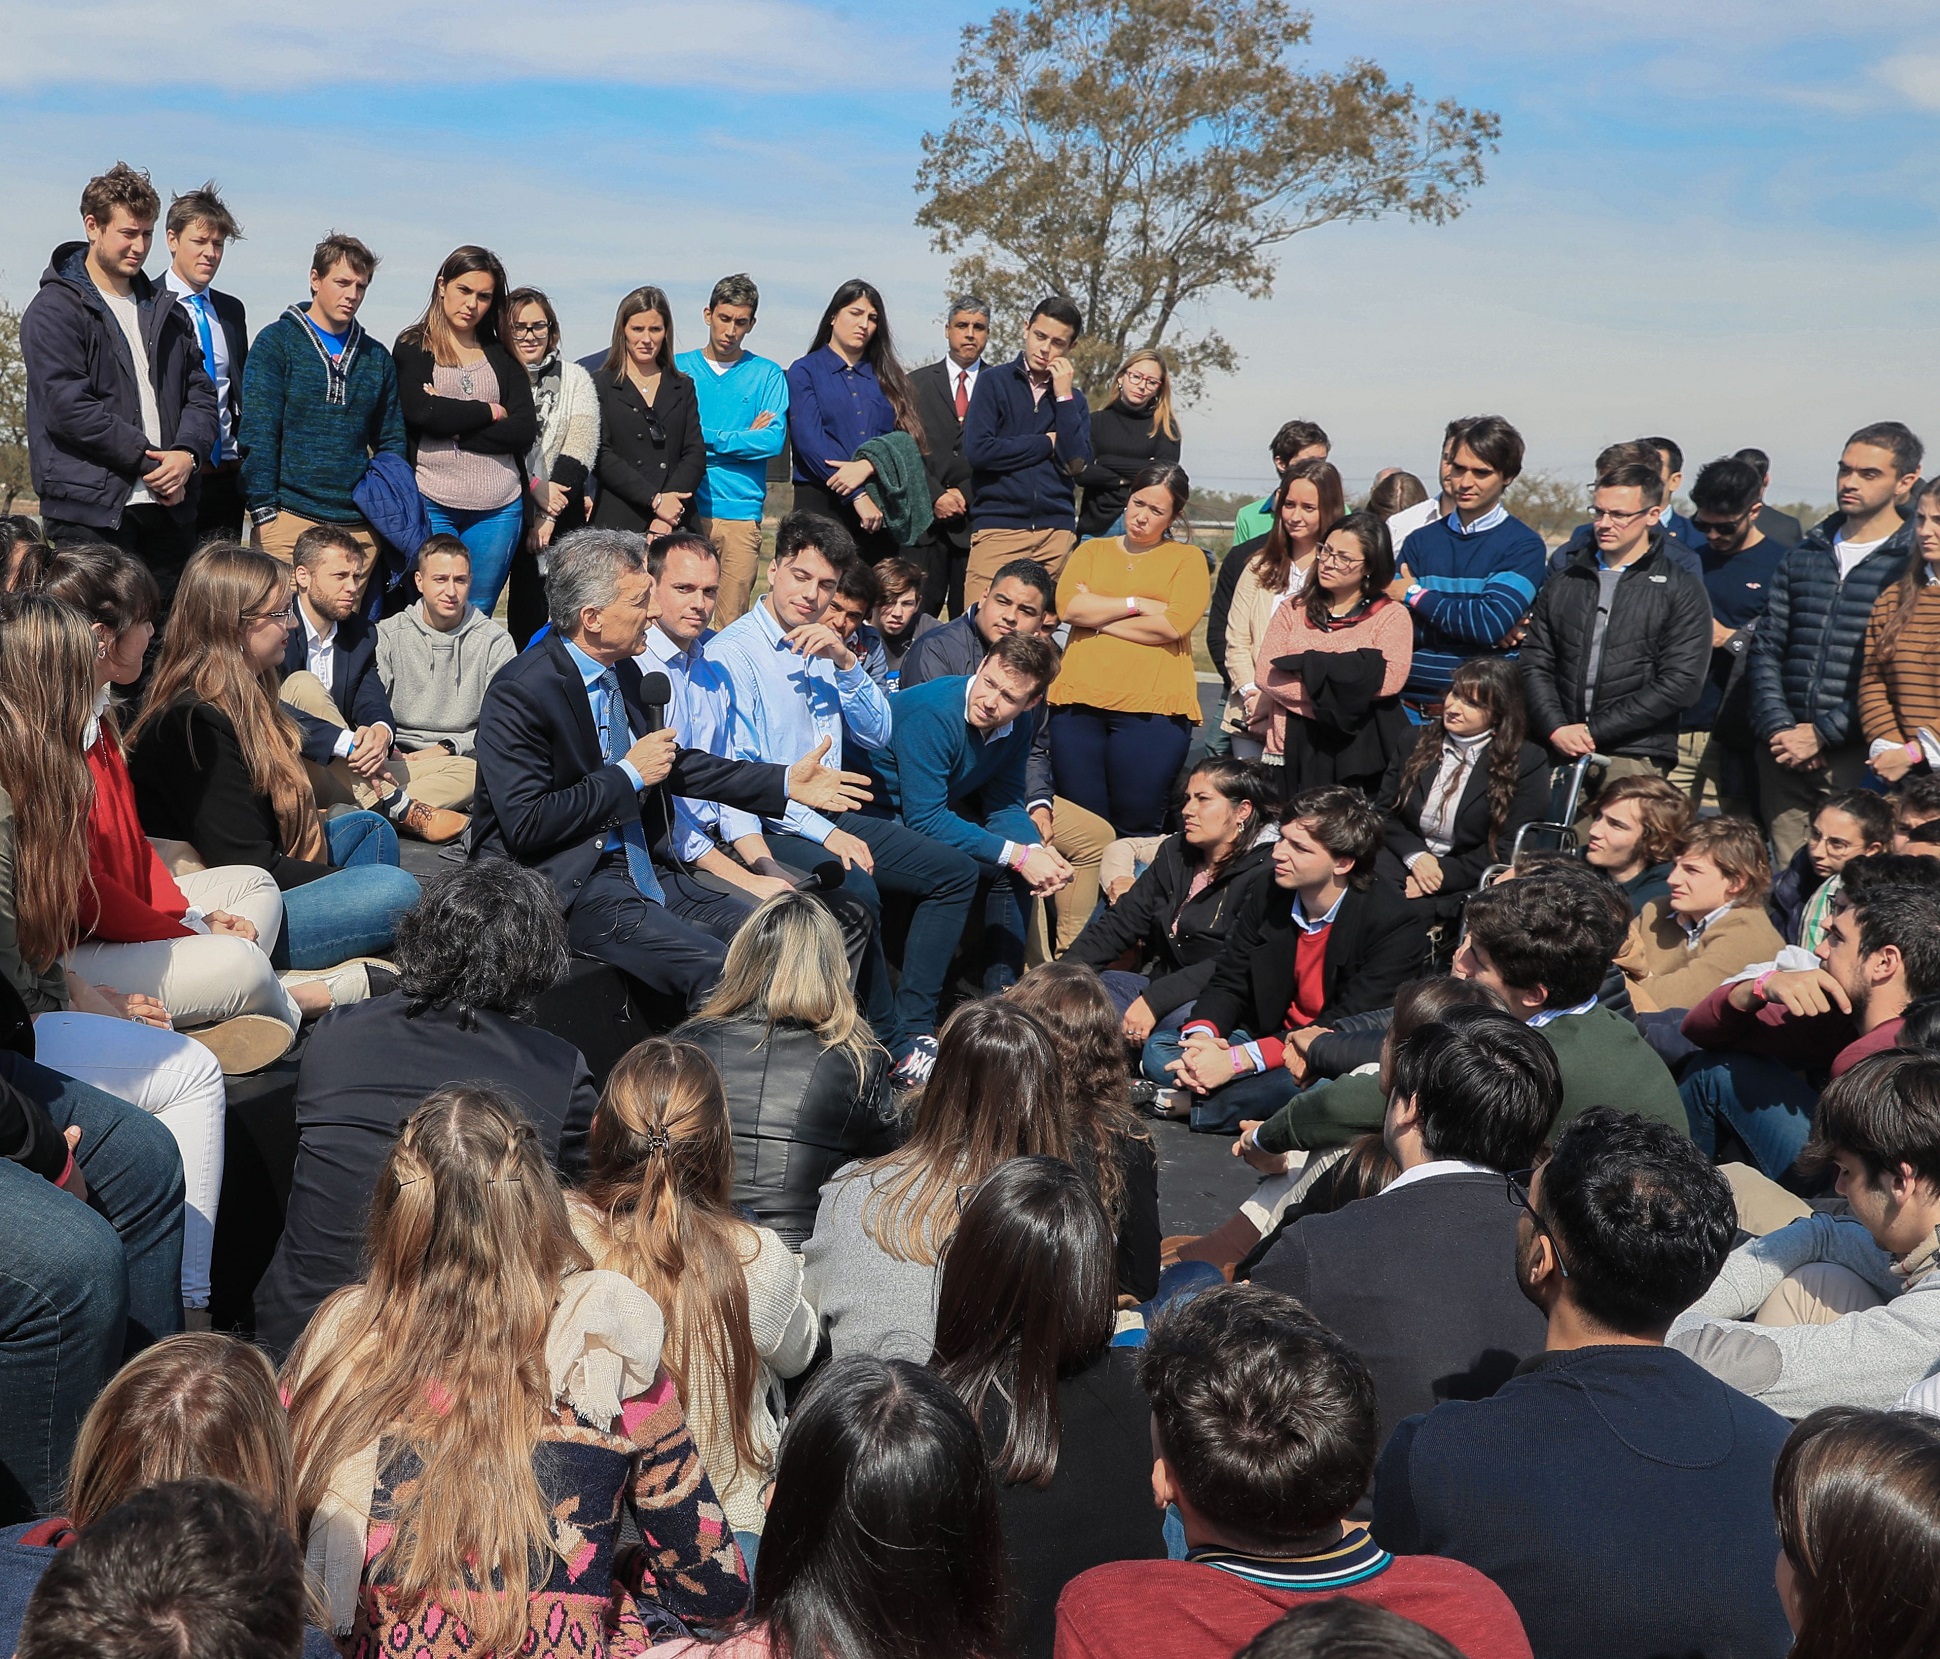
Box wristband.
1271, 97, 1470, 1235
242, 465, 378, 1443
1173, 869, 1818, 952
1125, 596, 1139, 615
1751, 971, 1777, 1004
1228, 1046, 1247, 1077
1009, 842, 1034, 873
1910, 742, 1923, 762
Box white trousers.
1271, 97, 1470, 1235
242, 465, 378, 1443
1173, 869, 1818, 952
33, 1010, 228, 1310
67, 866, 300, 1032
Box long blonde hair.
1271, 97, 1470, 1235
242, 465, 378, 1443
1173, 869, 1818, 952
0, 595, 98, 967
576, 1040, 764, 1473
283, 1086, 591, 1655
128, 543, 316, 854
1106, 348, 1179, 441
691, 892, 881, 1079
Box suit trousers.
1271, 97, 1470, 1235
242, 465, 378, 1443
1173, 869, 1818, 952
194, 462, 247, 543
46, 505, 194, 616
279, 670, 478, 811
567, 854, 736, 1011
697, 517, 765, 629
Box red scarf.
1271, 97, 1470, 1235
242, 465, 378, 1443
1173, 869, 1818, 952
81, 728, 193, 943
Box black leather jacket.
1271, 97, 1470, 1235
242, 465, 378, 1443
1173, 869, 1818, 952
676, 1014, 899, 1248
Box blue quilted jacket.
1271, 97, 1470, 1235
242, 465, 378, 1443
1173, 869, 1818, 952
1746, 512, 1913, 744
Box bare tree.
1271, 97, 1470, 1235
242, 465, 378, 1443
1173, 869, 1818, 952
916, 0, 1499, 399
0, 300, 28, 515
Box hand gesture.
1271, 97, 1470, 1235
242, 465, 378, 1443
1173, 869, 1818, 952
1167, 1029, 1246, 1096
1406, 853, 1444, 897
144, 449, 195, 505
1771, 724, 1823, 770
854, 495, 887, 533
347, 725, 392, 780
1387, 562, 1414, 602
1874, 744, 1917, 782
1049, 357, 1076, 398
934, 488, 967, 521
207, 910, 258, 943
1105, 874, 1136, 904
1121, 995, 1157, 1045
1550, 723, 1597, 759
623, 727, 678, 787
785, 623, 857, 671
1016, 843, 1074, 896
58, 1126, 88, 1203
1748, 967, 1852, 1020
826, 458, 875, 497
1232, 1121, 1293, 1175
98, 984, 173, 1028
822, 827, 877, 875
787, 736, 873, 815
750, 409, 778, 431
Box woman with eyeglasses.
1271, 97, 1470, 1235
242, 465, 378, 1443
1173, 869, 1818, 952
504, 287, 599, 646
394, 246, 537, 617
1254, 509, 1413, 798
127, 544, 420, 975
1074, 350, 1183, 539
589, 286, 703, 540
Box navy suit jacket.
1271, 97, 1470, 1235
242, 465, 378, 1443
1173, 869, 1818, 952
281, 611, 397, 765
470, 632, 788, 911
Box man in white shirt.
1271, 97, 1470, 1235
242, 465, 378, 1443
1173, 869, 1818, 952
162, 184, 248, 542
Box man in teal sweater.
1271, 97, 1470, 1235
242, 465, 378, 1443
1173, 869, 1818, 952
874, 632, 1073, 990
239, 232, 404, 567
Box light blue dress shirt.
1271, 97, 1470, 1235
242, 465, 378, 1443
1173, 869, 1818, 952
707, 597, 892, 843
636, 622, 758, 857
561, 635, 646, 793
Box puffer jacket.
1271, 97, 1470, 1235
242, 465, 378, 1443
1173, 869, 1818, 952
1748, 511, 1914, 745
1063, 835, 1274, 1019
1518, 532, 1713, 763
674, 1014, 898, 1248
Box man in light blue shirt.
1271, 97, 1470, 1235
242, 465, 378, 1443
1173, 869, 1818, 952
709, 511, 979, 1085
677, 273, 788, 630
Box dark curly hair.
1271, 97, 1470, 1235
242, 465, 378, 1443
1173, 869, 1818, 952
392, 858, 568, 1026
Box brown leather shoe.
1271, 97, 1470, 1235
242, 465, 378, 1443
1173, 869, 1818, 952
398, 799, 468, 844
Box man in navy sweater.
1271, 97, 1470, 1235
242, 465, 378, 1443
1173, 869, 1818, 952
961, 295, 1093, 610
1389, 414, 1548, 709
1373, 1108, 1793, 1659
875, 632, 1073, 991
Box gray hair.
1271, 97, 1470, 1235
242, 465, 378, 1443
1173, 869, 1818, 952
546, 527, 647, 635
946, 294, 991, 325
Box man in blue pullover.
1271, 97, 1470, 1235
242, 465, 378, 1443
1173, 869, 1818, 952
962, 295, 1093, 610
677, 273, 788, 630
1390, 414, 1548, 709
876, 632, 1073, 992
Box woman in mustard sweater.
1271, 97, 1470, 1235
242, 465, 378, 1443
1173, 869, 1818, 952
1048, 463, 1208, 835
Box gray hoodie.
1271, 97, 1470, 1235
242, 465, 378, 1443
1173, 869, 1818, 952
374, 603, 518, 754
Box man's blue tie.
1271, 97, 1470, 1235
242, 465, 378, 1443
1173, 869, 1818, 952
597, 668, 666, 904
191, 295, 222, 465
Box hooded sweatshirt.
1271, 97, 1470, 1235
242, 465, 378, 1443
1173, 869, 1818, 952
374, 602, 517, 753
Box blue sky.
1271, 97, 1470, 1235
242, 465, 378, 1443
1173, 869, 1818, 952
6, 0, 1940, 502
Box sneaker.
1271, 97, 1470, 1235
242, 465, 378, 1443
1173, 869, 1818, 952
183, 1013, 296, 1076
891, 1035, 940, 1091
1128, 1079, 1160, 1111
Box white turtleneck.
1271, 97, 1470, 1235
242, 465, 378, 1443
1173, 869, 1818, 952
1412, 727, 1496, 860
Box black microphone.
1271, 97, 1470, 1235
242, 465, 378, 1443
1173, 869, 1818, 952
793, 860, 847, 893
639, 670, 672, 708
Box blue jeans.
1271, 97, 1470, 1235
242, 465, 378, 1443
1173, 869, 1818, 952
1143, 1025, 1300, 1133
1680, 1051, 1819, 1179
975, 861, 1031, 993
1111, 1260, 1228, 1348
425, 497, 523, 618
1048, 706, 1194, 836
0, 1053, 185, 1521
276, 812, 421, 970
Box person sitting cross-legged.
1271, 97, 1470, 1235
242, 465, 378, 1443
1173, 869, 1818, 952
1373, 1109, 1794, 1659
1054, 1283, 1532, 1659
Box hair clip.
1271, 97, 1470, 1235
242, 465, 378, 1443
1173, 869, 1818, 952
393, 1175, 423, 1187
641, 1124, 672, 1159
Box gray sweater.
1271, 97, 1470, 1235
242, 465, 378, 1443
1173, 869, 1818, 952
373, 603, 518, 754
800, 1160, 944, 1363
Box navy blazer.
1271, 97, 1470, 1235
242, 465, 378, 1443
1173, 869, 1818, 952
281, 610, 397, 765
470, 632, 788, 910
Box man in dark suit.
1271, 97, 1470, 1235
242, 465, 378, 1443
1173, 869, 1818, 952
277, 522, 469, 842
1252, 1005, 1559, 1454
161, 184, 249, 542
1162, 785, 1427, 1133
909, 296, 989, 617
471, 525, 872, 1012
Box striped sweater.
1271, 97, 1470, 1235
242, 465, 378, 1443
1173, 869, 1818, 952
1858, 577, 1940, 747
1395, 513, 1548, 701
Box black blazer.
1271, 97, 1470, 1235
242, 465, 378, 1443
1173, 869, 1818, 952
1253, 1171, 1547, 1456
391, 336, 538, 469
1190, 878, 1426, 1040
252, 995, 598, 1358
129, 698, 331, 888
470, 632, 788, 911
1379, 738, 1552, 898
280, 609, 398, 765
589, 366, 705, 533
910, 358, 974, 553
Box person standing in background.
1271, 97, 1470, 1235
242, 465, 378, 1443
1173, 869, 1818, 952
590, 286, 705, 547
505, 286, 598, 647
678, 273, 788, 629
161, 184, 247, 544
909, 296, 990, 616
1229, 419, 1332, 546
1075, 349, 1182, 538
1733, 447, 1804, 548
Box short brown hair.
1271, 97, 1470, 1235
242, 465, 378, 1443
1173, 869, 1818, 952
165, 182, 241, 241
290, 522, 365, 571
1591, 773, 1694, 867
415, 532, 471, 566
311, 231, 377, 280
1807, 1050, 1940, 1188
873, 557, 926, 600
1281, 785, 1384, 889
985, 630, 1061, 692
1676, 816, 1772, 906
79, 163, 159, 228
1594, 461, 1667, 511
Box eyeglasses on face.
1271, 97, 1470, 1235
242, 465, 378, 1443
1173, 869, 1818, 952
246, 606, 297, 624
510, 321, 552, 338
1589, 506, 1652, 525
1316, 551, 1365, 569
1505, 1168, 1570, 1278
1121, 371, 1163, 390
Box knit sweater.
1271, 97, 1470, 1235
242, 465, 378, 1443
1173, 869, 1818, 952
1858, 576, 1940, 746
875, 673, 1042, 863
239, 306, 406, 525
1220, 556, 1307, 732
1614, 899, 1785, 1016
801, 1160, 945, 1363
374, 602, 518, 753
1396, 513, 1549, 701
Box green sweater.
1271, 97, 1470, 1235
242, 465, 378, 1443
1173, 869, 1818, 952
1256, 1003, 1689, 1155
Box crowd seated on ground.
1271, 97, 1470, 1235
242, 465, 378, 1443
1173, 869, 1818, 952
11, 177, 1940, 1653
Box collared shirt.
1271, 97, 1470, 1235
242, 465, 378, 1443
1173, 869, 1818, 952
1678, 902, 1736, 949
299, 603, 369, 762
1412, 727, 1495, 860
1289, 886, 1347, 934
1187, 1526, 1393, 1592
164, 267, 233, 459
1447, 500, 1510, 537
948, 356, 983, 415
562, 635, 645, 792
1383, 1157, 1498, 1197
638, 622, 751, 857
707, 597, 892, 843
786, 346, 896, 486
1528, 994, 1598, 1029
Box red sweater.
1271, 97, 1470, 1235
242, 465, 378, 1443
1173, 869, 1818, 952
81, 729, 193, 944
1680, 982, 1903, 1079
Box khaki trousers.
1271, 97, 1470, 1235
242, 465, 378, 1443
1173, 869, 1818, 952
279, 670, 477, 811
1756, 1263, 1887, 1326
698, 517, 765, 629
253, 510, 382, 572
1756, 741, 1867, 868
1026, 796, 1114, 963
965, 527, 1077, 611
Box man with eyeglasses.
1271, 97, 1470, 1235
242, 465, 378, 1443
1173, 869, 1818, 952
1375, 1108, 1793, 1659
1517, 461, 1711, 804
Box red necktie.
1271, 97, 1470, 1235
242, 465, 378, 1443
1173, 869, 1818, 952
954, 369, 969, 420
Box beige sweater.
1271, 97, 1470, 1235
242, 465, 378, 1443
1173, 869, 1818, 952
1220, 557, 1309, 733
1616, 898, 1784, 1015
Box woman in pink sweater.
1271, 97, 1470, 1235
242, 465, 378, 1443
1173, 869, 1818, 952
1255, 510, 1413, 797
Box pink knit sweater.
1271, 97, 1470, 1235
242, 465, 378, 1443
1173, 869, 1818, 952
1255, 597, 1413, 757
